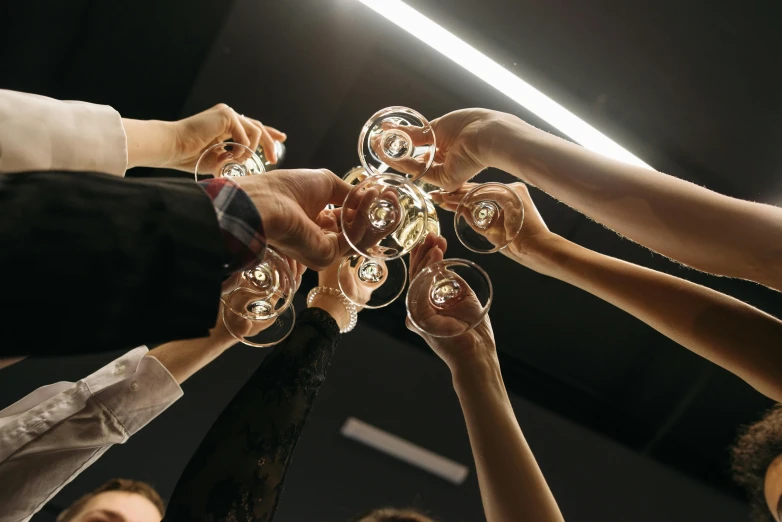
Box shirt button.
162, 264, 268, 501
113, 362, 126, 375
129, 381, 139, 392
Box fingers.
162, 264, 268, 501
266, 126, 287, 142
429, 185, 474, 213
246, 117, 277, 163
315, 208, 340, 234
329, 174, 353, 207
284, 255, 306, 291
229, 112, 251, 148
422, 238, 445, 269
409, 234, 446, 276
238, 116, 262, 155
421, 163, 458, 192
274, 219, 349, 271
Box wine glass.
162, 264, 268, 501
194, 142, 265, 182
258, 140, 286, 171
220, 248, 297, 347
340, 166, 440, 238
359, 106, 436, 181
337, 255, 407, 309
453, 182, 524, 253
406, 258, 493, 338
340, 172, 429, 260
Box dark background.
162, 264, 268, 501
1, 0, 781, 520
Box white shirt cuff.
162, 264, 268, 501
0, 89, 128, 176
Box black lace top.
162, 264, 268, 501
164, 307, 341, 522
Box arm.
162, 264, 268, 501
440, 183, 782, 402
0, 171, 226, 356
503, 186, 782, 401
164, 249, 358, 522
408, 235, 564, 522
453, 357, 563, 522
0, 322, 237, 522
164, 307, 344, 522
0, 90, 285, 175
428, 109, 782, 291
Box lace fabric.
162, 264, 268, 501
164, 307, 340, 522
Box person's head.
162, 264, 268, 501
732, 405, 782, 522
350, 507, 436, 522
57, 478, 165, 522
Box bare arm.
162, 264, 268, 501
515, 233, 782, 402
458, 183, 782, 402
498, 122, 782, 290
409, 235, 564, 522
428, 109, 782, 291
145, 323, 236, 385
453, 355, 564, 522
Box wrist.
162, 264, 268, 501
489, 115, 552, 181
504, 233, 572, 277
123, 119, 177, 169
308, 294, 351, 331
450, 351, 503, 392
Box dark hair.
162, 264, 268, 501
350, 507, 437, 522
57, 478, 165, 522
731, 404, 782, 522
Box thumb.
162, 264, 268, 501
330, 176, 353, 207
273, 217, 349, 270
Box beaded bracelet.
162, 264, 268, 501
306, 286, 358, 333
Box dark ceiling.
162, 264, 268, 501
2, 0, 781, 509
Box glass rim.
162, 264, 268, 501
222, 303, 295, 348
357, 106, 436, 181
194, 141, 265, 182
405, 257, 493, 338
338, 255, 408, 309
339, 172, 428, 261
454, 182, 524, 254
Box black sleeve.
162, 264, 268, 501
0, 170, 226, 356
164, 307, 341, 522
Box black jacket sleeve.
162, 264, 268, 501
0, 170, 226, 356
164, 307, 341, 522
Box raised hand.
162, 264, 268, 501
167, 104, 286, 171
406, 234, 496, 370
234, 169, 353, 270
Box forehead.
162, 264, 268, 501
78, 491, 161, 522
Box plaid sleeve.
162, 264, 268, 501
198, 178, 266, 274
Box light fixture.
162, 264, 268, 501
341, 417, 469, 484
357, 0, 651, 169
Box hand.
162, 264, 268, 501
432, 182, 526, 252
406, 234, 497, 371
433, 182, 558, 271
234, 169, 352, 270
341, 183, 401, 255
218, 298, 277, 342
166, 103, 286, 171
221, 255, 306, 296
423, 109, 521, 192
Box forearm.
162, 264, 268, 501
521, 235, 782, 401
146, 328, 235, 385
122, 118, 177, 169
451, 356, 564, 522
493, 118, 782, 288
164, 308, 340, 522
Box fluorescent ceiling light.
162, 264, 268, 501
341, 417, 469, 484
357, 0, 651, 169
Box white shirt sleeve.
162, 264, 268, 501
0, 89, 128, 176
0, 347, 183, 522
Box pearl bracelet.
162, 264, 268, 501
306, 286, 358, 333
